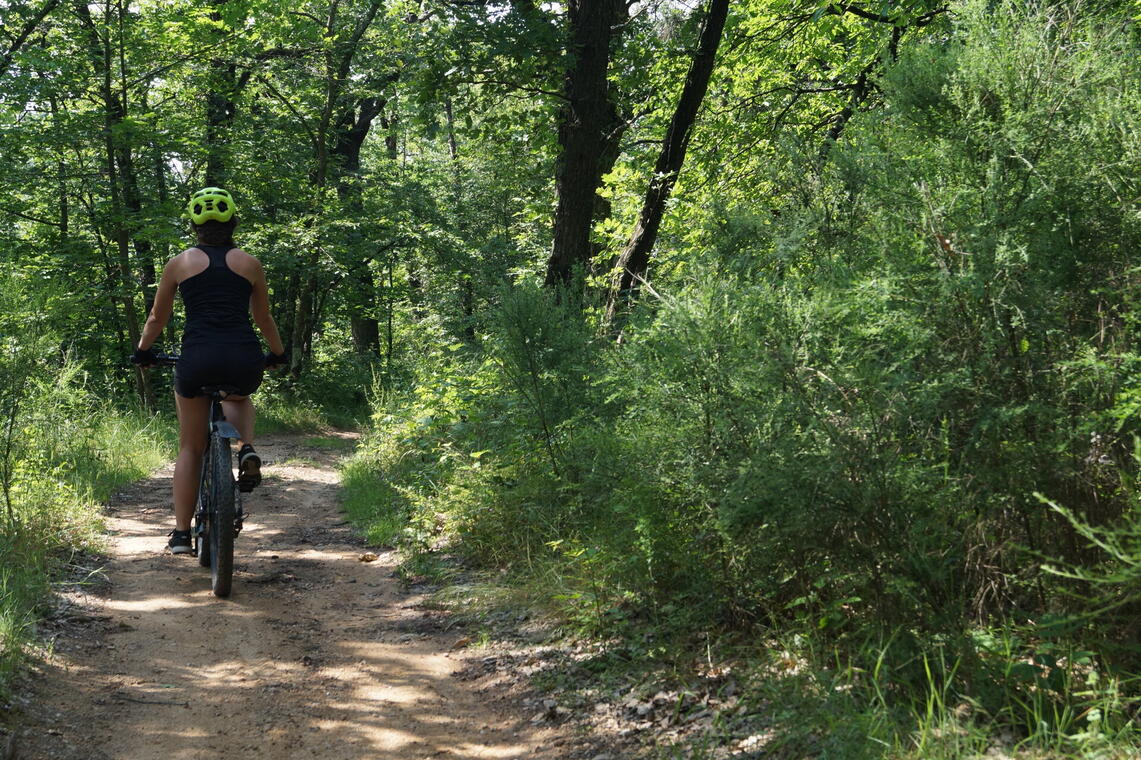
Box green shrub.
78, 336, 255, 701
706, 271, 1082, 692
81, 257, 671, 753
342, 2, 1141, 753
0, 352, 172, 693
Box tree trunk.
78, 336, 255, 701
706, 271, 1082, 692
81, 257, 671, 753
384, 258, 395, 375
381, 109, 399, 159
78, 0, 155, 408
202, 0, 237, 184
335, 98, 385, 356
605, 0, 729, 329
277, 268, 299, 360
148, 105, 171, 320
205, 71, 236, 185
289, 275, 316, 376
543, 0, 627, 293
444, 97, 477, 340
287, 0, 384, 378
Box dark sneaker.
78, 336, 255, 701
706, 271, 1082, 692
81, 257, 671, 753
238, 445, 261, 493
167, 529, 193, 555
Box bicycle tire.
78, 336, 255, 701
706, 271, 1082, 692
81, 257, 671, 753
196, 461, 211, 568
208, 434, 236, 597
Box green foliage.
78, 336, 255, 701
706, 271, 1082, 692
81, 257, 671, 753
1037, 441, 1141, 646
341, 317, 496, 549
6, 0, 1141, 753
490, 282, 599, 475
344, 1, 1141, 755
0, 357, 172, 693
0, 271, 174, 692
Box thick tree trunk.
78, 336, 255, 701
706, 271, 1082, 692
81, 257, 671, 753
543, 0, 627, 293
203, 0, 236, 185
205, 64, 237, 186
78, 0, 154, 408
605, 0, 729, 328
289, 275, 316, 376
335, 98, 385, 356
350, 267, 381, 356
380, 110, 399, 159
287, 0, 384, 378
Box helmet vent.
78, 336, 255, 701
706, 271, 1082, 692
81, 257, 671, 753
187, 188, 236, 223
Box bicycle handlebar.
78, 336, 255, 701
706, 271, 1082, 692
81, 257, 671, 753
135, 351, 280, 370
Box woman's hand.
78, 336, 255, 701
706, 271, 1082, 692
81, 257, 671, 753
132, 347, 159, 367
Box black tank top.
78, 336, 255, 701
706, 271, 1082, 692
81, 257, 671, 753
179, 244, 258, 348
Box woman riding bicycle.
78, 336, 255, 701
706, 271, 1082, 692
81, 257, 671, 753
133, 187, 286, 554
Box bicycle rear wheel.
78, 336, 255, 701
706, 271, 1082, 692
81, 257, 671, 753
208, 434, 236, 597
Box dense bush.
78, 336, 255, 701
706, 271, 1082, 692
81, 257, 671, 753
344, 0, 1141, 752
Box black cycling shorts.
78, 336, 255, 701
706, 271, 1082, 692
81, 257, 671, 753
175, 343, 264, 398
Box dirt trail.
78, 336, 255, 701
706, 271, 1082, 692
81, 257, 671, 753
15, 434, 571, 760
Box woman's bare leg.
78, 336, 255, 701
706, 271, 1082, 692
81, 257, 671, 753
221, 395, 255, 447
173, 393, 210, 531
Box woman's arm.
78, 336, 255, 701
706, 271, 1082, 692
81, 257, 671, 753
248, 258, 286, 356
137, 257, 180, 350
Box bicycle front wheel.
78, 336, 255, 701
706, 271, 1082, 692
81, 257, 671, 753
208, 434, 236, 597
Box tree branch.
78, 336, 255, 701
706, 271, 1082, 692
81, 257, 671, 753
257, 74, 319, 150
0, 0, 62, 80
457, 76, 565, 100
3, 207, 65, 228
289, 9, 324, 26
827, 3, 892, 24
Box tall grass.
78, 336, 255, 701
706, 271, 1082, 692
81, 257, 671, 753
0, 361, 173, 694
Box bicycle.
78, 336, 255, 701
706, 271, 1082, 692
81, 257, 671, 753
146, 353, 246, 597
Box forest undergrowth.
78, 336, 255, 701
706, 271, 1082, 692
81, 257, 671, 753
0, 355, 172, 696
3, 0, 1140, 754
342, 3, 1141, 757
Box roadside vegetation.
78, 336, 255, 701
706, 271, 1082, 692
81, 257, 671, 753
0, 275, 360, 698
0, 359, 360, 702
342, 2, 1141, 756
0, 340, 173, 693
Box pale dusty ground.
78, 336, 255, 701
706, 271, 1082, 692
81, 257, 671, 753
13, 434, 576, 760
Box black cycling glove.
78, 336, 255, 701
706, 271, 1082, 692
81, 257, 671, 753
265, 351, 289, 369
131, 347, 158, 367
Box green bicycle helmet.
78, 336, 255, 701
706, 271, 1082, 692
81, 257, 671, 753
187, 187, 236, 224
